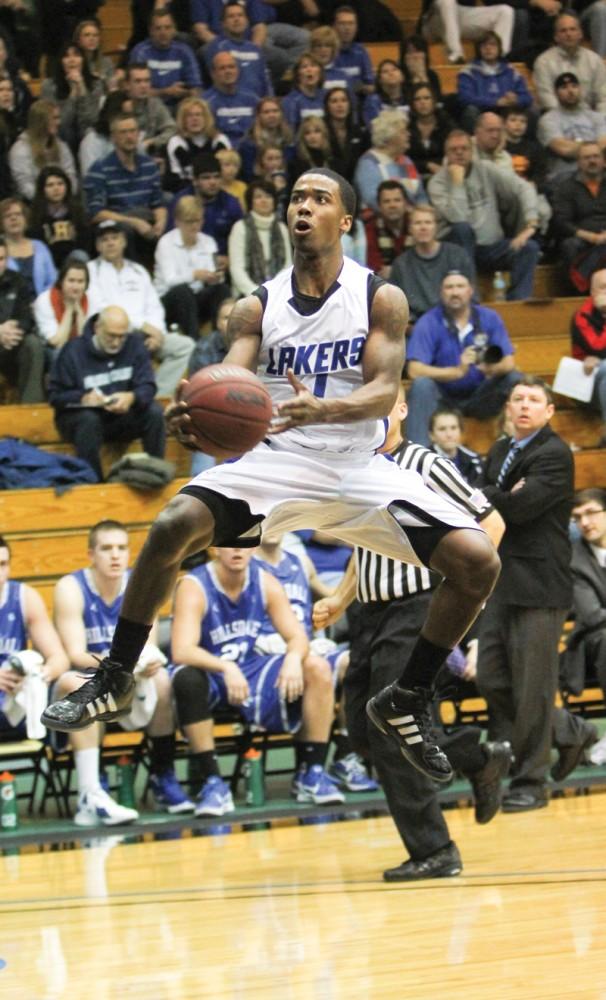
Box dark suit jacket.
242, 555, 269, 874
560, 537, 606, 692
482, 424, 574, 609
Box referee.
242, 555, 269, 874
314, 387, 512, 881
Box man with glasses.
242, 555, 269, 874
561, 489, 606, 732
48, 305, 166, 482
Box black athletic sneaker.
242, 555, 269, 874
383, 842, 462, 882
366, 683, 453, 783
469, 741, 513, 825
41, 659, 135, 732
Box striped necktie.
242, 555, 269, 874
496, 442, 520, 487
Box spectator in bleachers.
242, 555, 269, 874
41, 0, 104, 74
332, 4, 375, 97
0, 535, 68, 743
309, 25, 351, 92
428, 405, 485, 486
33, 256, 90, 351
389, 204, 474, 323
251, 143, 288, 203
83, 112, 167, 262
129, 7, 202, 112
49, 305, 166, 482
560, 489, 606, 703
227, 179, 291, 298
0, 2, 40, 80
29, 166, 90, 269
86, 220, 193, 398
239, 95, 294, 180
419, 0, 514, 66
323, 86, 369, 183
0, 76, 21, 199
78, 91, 134, 177
186, 295, 235, 474
170, 545, 343, 814
203, 2, 273, 99
504, 107, 549, 192
428, 129, 540, 299
0, 234, 45, 402
52, 519, 192, 825
171, 152, 243, 259
9, 99, 78, 203
165, 96, 230, 192
354, 109, 427, 214
129, 0, 193, 51
40, 42, 105, 151
364, 179, 411, 280
534, 12, 606, 113
124, 63, 177, 159
571, 267, 606, 444
408, 83, 455, 182
203, 50, 259, 148
552, 141, 606, 292
154, 194, 229, 341
473, 111, 516, 172
216, 148, 248, 209
538, 71, 606, 187
456, 30, 532, 130
576, 0, 606, 58
0, 36, 31, 133
73, 18, 121, 92
477, 376, 597, 811
289, 115, 336, 184
191, 0, 310, 89
405, 271, 519, 446
362, 58, 409, 128
281, 53, 326, 133
401, 35, 444, 104
0, 197, 56, 299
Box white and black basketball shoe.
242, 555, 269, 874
366, 683, 453, 783
41, 659, 135, 732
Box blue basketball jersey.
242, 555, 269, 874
0, 580, 27, 666
72, 568, 128, 655
189, 560, 268, 667
253, 550, 312, 636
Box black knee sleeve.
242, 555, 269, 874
172, 665, 213, 726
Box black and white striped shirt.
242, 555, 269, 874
355, 440, 493, 603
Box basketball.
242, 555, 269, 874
179, 364, 274, 457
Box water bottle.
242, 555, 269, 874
492, 271, 507, 301
115, 756, 136, 809
0, 772, 18, 831
243, 749, 265, 807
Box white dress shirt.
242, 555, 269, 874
153, 228, 219, 297
87, 256, 166, 332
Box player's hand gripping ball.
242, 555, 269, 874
177, 365, 273, 458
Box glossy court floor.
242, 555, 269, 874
1, 792, 605, 1000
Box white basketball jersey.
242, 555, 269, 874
258, 257, 387, 455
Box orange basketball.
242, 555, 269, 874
179, 364, 273, 458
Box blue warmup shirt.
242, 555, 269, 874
71, 568, 127, 655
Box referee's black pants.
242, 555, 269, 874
345, 594, 485, 862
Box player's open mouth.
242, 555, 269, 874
294, 219, 312, 233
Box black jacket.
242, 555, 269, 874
0, 268, 34, 332
48, 316, 157, 413
552, 173, 606, 239
483, 425, 574, 608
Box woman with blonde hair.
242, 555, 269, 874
73, 19, 120, 91
166, 97, 230, 191
309, 25, 349, 91
239, 96, 294, 179
354, 108, 426, 214
289, 115, 336, 185
8, 99, 78, 201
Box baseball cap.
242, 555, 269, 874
555, 71, 579, 88
95, 219, 125, 238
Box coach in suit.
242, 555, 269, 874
560, 488, 606, 699
477, 375, 594, 812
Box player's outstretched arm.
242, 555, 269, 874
274, 283, 408, 431
223, 294, 264, 370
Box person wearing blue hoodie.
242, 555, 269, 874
457, 31, 532, 130
48, 305, 166, 482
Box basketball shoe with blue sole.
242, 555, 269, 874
41, 659, 135, 732
366, 683, 453, 783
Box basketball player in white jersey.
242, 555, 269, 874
42, 168, 501, 789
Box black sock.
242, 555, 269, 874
109, 617, 153, 672
296, 741, 327, 770
188, 750, 219, 790
149, 734, 175, 775
396, 634, 453, 694
332, 730, 353, 761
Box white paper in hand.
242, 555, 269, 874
552, 357, 596, 403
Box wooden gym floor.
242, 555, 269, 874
1, 794, 605, 999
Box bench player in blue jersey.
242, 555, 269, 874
43, 167, 501, 794
51, 520, 192, 826
253, 532, 379, 794
0, 536, 68, 741
170, 545, 344, 813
